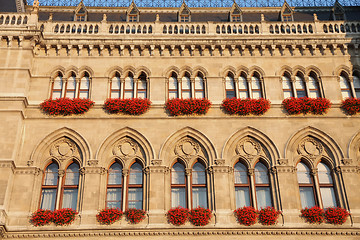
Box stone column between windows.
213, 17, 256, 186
122, 169, 129, 211
247, 77, 253, 98
120, 78, 125, 99
304, 77, 311, 98
331, 167, 345, 208
178, 78, 183, 98
234, 78, 240, 98
311, 169, 323, 209
75, 77, 80, 98
190, 78, 195, 98
55, 170, 65, 209
134, 78, 138, 98
185, 168, 192, 208
248, 168, 256, 208
291, 76, 297, 98
260, 76, 266, 99
349, 76, 356, 98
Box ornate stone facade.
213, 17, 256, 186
0, 0, 360, 239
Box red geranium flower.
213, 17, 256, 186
222, 98, 270, 115
104, 98, 151, 115
258, 207, 281, 225
167, 207, 189, 226
30, 209, 53, 227
341, 98, 360, 115
300, 206, 324, 224
40, 98, 94, 116
234, 206, 258, 226
165, 98, 211, 116
324, 207, 350, 225
96, 208, 123, 225
189, 207, 212, 226
125, 208, 146, 224
282, 97, 331, 115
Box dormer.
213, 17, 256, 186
332, 0, 345, 20
229, 1, 242, 22
74, 0, 88, 22
127, 1, 140, 22
280, 1, 293, 22
178, 1, 191, 22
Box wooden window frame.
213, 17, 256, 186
168, 73, 179, 99
128, 15, 138, 22
190, 161, 207, 209
64, 74, 77, 99
282, 75, 294, 98
126, 161, 143, 210
250, 75, 263, 99
181, 75, 192, 99
339, 75, 352, 99
136, 74, 147, 99
253, 162, 273, 209
110, 73, 121, 98
79, 74, 90, 99
180, 15, 190, 22
316, 162, 338, 208
106, 161, 124, 209
238, 75, 249, 98
171, 161, 187, 208
308, 75, 321, 98
51, 74, 64, 99
124, 74, 135, 99
194, 75, 205, 99
234, 161, 252, 207
295, 74, 307, 98
59, 161, 80, 210
231, 15, 241, 22
39, 161, 59, 210
297, 161, 319, 208
225, 74, 236, 99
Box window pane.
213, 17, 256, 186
62, 189, 78, 210
251, 76, 261, 90
282, 76, 292, 89
226, 91, 236, 99
44, 163, 58, 186
80, 77, 89, 89
79, 91, 89, 99
169, 92, 178, 99
238, 76, 248, 89
299, 187, 316, 208
234, 162, 248, 184
65, 163, 79, 185
138, 79, 147, 89
195, 76, 204, 89
106, 188, 122, 208
239, 91, 249, 98
53, 77, 63, 89
169, 77, 178, 89
182, 76, 191, 90
235, 187, 251, 208
308, 76, 320, 98
125, 76, 134, 89
192, 187, 207, 208
129, 163, 142, 185
295, 76, 306, 91
339, 76, 350, 89
320, 187, 337, 208
67, 77, 76, 90
297, 162, 312, 184
283, 91, 292, 98
252, 91, 262, 99
353, 76, 360, 88
52, 91, 62, 99
128, 188, 142, 209
137, 91, 146, 99
40, 189, 56, 211
192, 163, 206, 184
111, 77, 121, 90
111, 91, 121, 98
256, 187, 272, 208
124, 91, 134, 98
225, 76, 235, 89
182, 91, 191, 99
318, 163, 333, 184
171, 188, 186, 208
108, 163, 122, 185
172, 163, 185, 184
255, 162, 269, 184
195, 91, 205, 98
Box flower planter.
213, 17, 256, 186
282, 97, 331, 115
222, 98, 270, 115
165, 98, 211, 116
300, 206, 324, 224
341, 98, 360, 115
30, 209, 53, 227
189, 207, 212, 226
258, 207, 281, 225
324, 207, 350, 225
124, 208, 146, 224
96, 208, 123, 225
104, 98, 151, 115
234, 206, 258, 226
40, 98, 94, 116
52, 208, 78, 226
167, 207, 189, 226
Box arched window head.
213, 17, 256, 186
225, 73, 236, 99
128, 162, 143, 209
282, 74, 293, 98
181, 73, 191, 99
40, 162, 59, 211
353, 74, 360, 98
79, 72, 90, 98
234, 162, 251, 208
192, 162, 207, 208
168, 72, 179, 99
62, 162, 80, 210
74, 1, 88, 21
318, 162, 337, 208
171, 162, 186, 208
339, 74, 352, 99
194, 73, 205, 98
238, 75, 249, 98
51, 73, 63, 99
124, 73, 134, 99
297, 162, 316, 208
137, 72, 147, 99
295, 74, 306, 98
110, 72, 121, 98
308, 74, 321, 98
254, 162, 272, 208
106, 162, 123, 209
251, 74, 263, 99
65, 73, 77, 98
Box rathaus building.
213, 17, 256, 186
0, 0, 359, 238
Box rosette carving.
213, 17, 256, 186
298, 137, 323, 157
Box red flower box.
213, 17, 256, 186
234, 206, 258, 226
258, 207, 281, 225
222, 98, 270, 115
30, 209, 53, 227
125, 208, 146, 224
324, 207, 350, 225
104, 98, 151, 115
341, 98, 360, 115
165, 98, 211, 116
96, 208, 123, 225
167, 207, 189, 226
282, 97, 331, 115
40, 98, 94, 116
52, 208, 78, 226
300, 206, 324, 224
189, 207, 212, 226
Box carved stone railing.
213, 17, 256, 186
0, 13, 29, 26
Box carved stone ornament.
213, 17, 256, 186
151, 159, 162, 166
50, 139, 76, 161
175, 138, 200, 156
236, 138, 261, 157
298, 137, 323, 157
113, 138, 138, 157
277, 158, 288, 165
342, 158, 353, 165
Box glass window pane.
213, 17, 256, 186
79, 91, 89, 99
182, 91, 191, 99
171, 188, 186, 208
44, 163, 58, 185
80, 77, 89, 89
195, 76, 204, 89
225, 76, 235, 89
318, 163, 333, 184
255, 162, 269, 184
353, 76, 360, 88
234, 162, 248, 184
235, 187, 251, 208
340, 76, 350, 89
52, 91, 62, 98
320, 187, 337, 208
283, 91, 292, 98
111, 77, 121, 90
106, 188, 122, 208
195, 91, 205, 98
125, 76, 134, 89
108, 163, 122, 185
251, 76, 261, 90
124, 91, 134, 98
62, 189, 78, 210
138, 79, 147, 89
65, 163, 79, 185
169, 77, 178, 89
128, 188, 142, 209
40, 189, 57, 211
192, 187, 207, 208
295, 76, 305, 90
67, 77, 76, 90
297, 162, 312, 184
129, 163, 143, 185
256, 187, 272, 208
252, 91, 262, 99
226, 91, 236, 99
282, 76, 292, 89
53, 77, 63, 89
111, 91, 120, 98
192, 163, 206, 184
137, 91, 146, 99
239, 91, 249, 98
299, 187, 316, 208
238, 76, 248, 90
172, 163, 185, 184
182, 77, 191, 90
342, 90, 352, 99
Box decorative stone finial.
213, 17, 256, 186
313, 13, 318, 21
156, 14, 160, 22
102, 14, 107, 22
261, 14, 265, 21
48, 13, 53, 21
33, 0, 39, 12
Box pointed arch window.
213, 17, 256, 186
40, 162, 59, 211
353, 74, 360, 98
168, 72, 179, 99
171, 162, 186, 208
225, 73, 236, 99
65, 73, 77, 98
127, 162, 143, 209
181, 73, 192, 99
61, 162, 80, 210
234, 162, 251, 208
308, 75, 321, 98
238, 75, 249, 98
254, 162, 272, 209
251, 74, 263, 99
295, 74, 307, 98
297, 162, 316, 208
318, 162, 337, 208
110, 72, 121, 98
106, 162, 123, 209
192, 162, 207, 208
194, 74, 205, 98
51, 72, 91, 99
282, 75, 294, 98
79, 72, 90, 98
339, 74, 352, 99
137, 72, 147, 98
51, 73, 63, 99
124, 73, 135, 99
